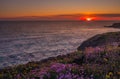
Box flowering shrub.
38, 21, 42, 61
83, 45, 120, 79
28, 63, 94, 79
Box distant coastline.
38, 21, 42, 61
104, 23, 120, 28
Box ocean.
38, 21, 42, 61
0, 21, 120, 68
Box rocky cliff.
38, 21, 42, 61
77, 32, 120, 50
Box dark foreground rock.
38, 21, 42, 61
105, 23, 120, 28
77, 32, 120, 50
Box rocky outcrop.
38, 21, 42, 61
77, 32, 120, 51
105, 23, 120, 28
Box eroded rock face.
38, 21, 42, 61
105, 23, 120, 28
77, 32, 120, 51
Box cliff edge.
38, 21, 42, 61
77, 32, 120, 50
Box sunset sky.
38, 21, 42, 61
0, 0, 120, 21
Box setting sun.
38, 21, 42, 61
86, 18, 92, 21
80, 17, 95, 21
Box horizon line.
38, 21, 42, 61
1, 13, 120, 19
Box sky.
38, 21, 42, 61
0, 0, 120, 20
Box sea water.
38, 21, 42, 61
0, 21, 120, 68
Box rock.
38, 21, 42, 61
77, 32, 120, 51
105, 23, 120, 28
73, 55, 85, 65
